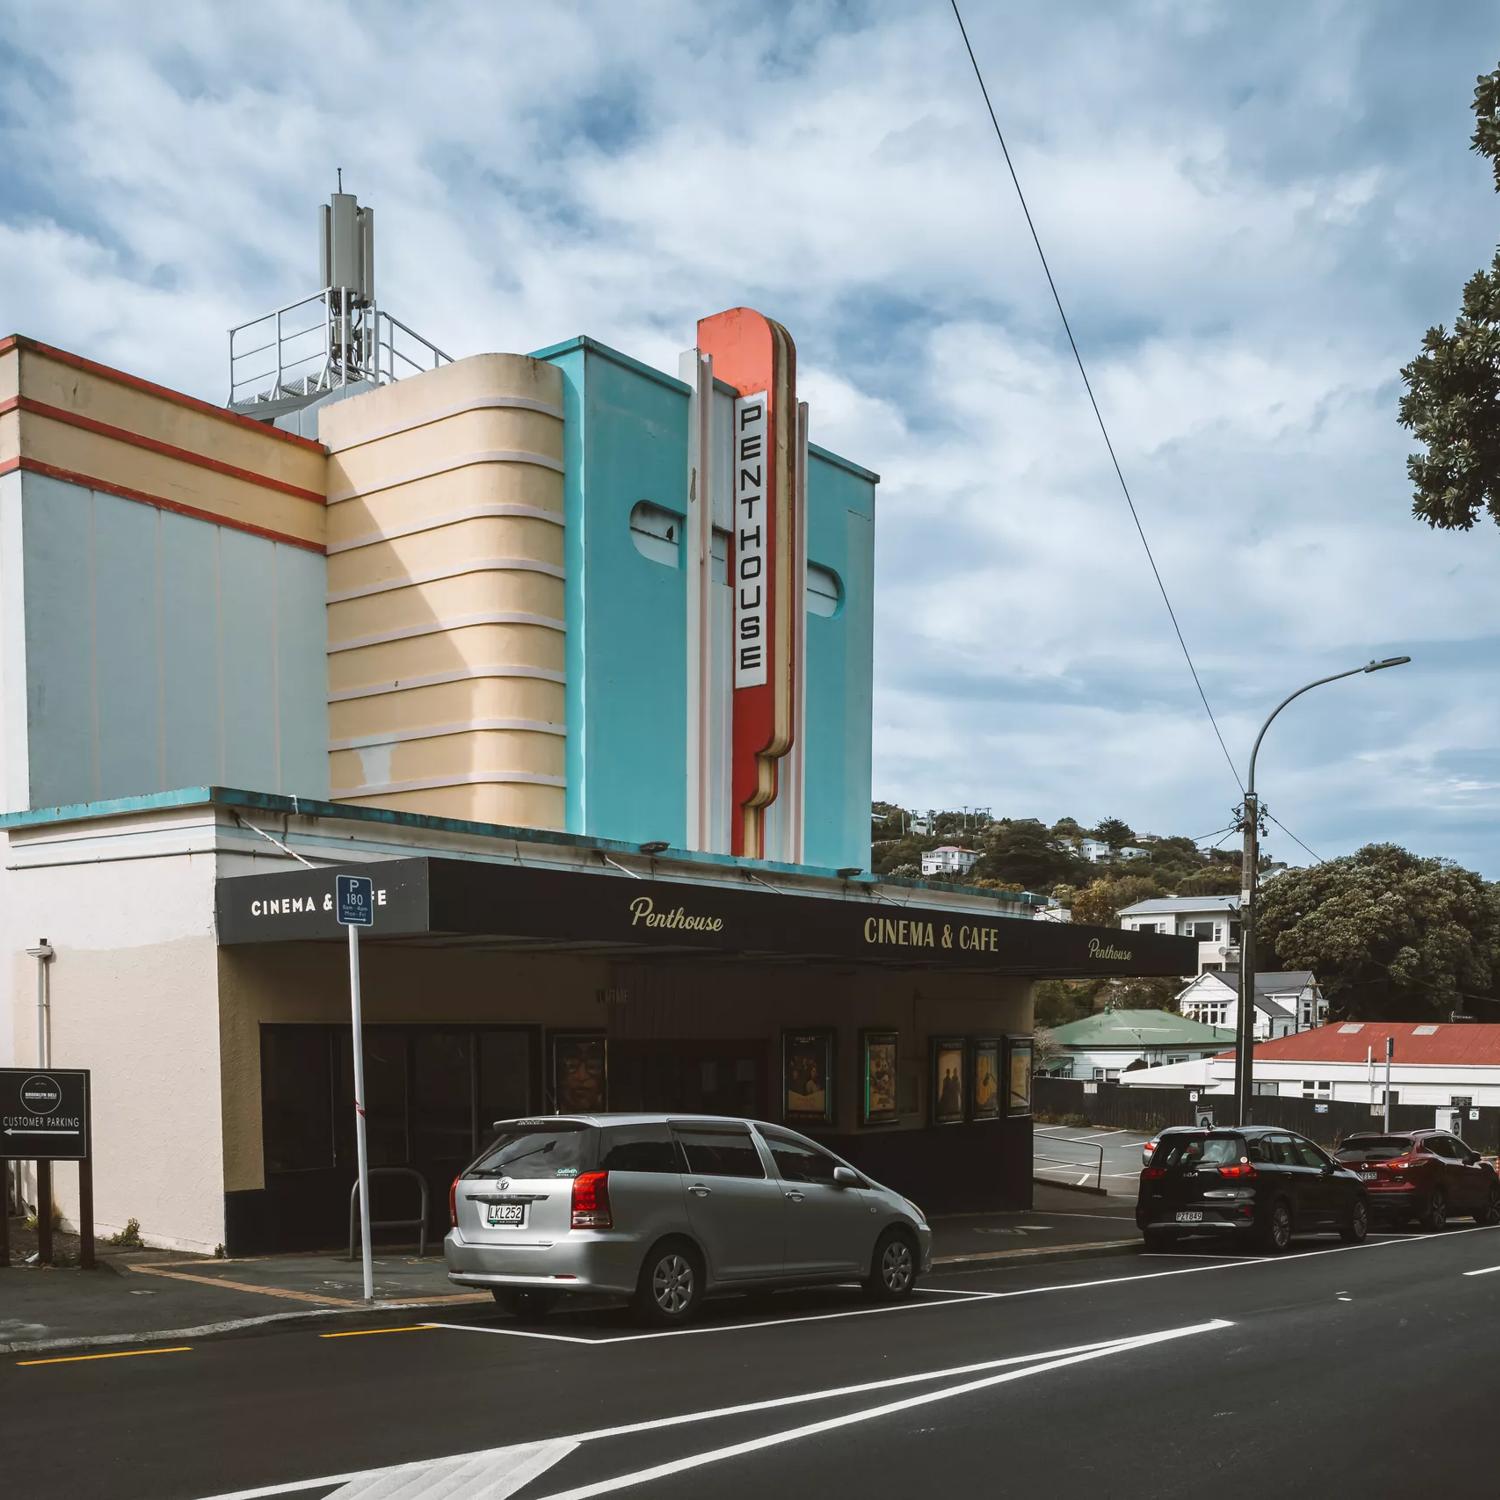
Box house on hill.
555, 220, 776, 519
1176, 969, 1326, 1038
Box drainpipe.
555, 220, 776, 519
24, 941, 54, 1066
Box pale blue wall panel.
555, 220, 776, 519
91, 495, 159, 799
160, 512, 222, 788
22, 474, 97, 805
274, 543, 331, 796
218, 528, 279, 791
802, 454, 875, 873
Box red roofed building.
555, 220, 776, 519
1120, 1020, 1500, 1113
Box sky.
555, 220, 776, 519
2, 2, 1499, 875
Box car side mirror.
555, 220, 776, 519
832, 1166, 860, 1188
1321, 1162, 1336, 1175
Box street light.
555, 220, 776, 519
1232, 656, 1411, 1125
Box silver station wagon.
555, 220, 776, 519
444, 1113, 933, 1325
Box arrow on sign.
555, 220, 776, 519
3, 1127, 79, 1135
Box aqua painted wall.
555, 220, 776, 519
537, 338, 692, 848
532, 338, 875, 871
13, 472, 328, 810
803, 450, 875, 872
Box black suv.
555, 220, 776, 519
1137, 1125, 1369, 1253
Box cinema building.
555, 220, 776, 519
0, 192, 1192, 1253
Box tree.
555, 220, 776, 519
971, 819, 1082, 892
1033, 1025, 1062, 1074
1071, 875, 1163, 926
1399, 66, 1500, 530
1093, 817, 1134, 849
1256, 843, 1500, 1020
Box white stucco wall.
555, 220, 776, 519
2, 824, 225, 1252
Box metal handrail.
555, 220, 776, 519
229, 289, 451, 408
348, 1166, 429, 1260
1033, 1133, 1105, 1192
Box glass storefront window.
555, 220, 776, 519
262, 1029, 333, 1173
412, 1031, 475, 1164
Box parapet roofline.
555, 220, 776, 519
0, 784, 1035, 908
528, 334, 879, 483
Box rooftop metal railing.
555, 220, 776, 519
228, 288, 451, 410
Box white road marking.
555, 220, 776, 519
527, 1320, 1233, 1500
189, 1325, 1227, 1500
326, 1438, 577, 1498
933, 1222, 1500, 1290
1462, 1264, 1500, 1276
424, 1287, 997, 1347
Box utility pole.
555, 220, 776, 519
1232, 656, 1410, 1126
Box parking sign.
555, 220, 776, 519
336, 874, 375, 927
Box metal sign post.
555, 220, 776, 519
1384, 1037, 1395, 1132
336, 875, 376, 1304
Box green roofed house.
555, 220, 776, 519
1042, 1009, 1237, 1082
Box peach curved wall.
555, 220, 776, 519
319, 356, 566, 827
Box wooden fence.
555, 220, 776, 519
1032, 1076, 1500, 1154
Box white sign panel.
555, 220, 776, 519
733, 390, 768, 689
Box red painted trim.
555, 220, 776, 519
16, 397, 325, 505
0, 456, 325, 554
0, 394, 17, 418
0, 336, 17, 357
5, 335, 326, 453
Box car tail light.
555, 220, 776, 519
1141, 1167, 1166, 1181
571, 1171, 613, 1230
1387, 1157, 1415, 1171
1218, 1163, 1257, 1180
449, 1174, 460, 1228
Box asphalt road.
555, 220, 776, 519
9, 1223, 1500, 1499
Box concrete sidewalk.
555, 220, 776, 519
1, 1190, 1140, 1356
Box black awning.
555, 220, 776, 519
214, 856, 1195, 978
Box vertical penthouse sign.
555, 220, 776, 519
733, 391, 769, 687
698, 307, 799, 858
699, 307, 804, 858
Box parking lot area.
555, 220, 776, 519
1033, 1124, 1152, 1195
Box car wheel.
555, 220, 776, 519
491, 1288, 555, 1322
1339, 1197, 1369, 1244
1422, 1188, 1447, 1233
1142, 1229, 1177, 1252
864, 1228, 919, 1301
633, 1240, 703, 1327
1258, 1198, 1293, 1254
1478, 1186, 1500, 1227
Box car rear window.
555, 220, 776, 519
1152, 1134, 1246, 1170
1335, 1137, 1412, 1163
469, 1121, 598, 1179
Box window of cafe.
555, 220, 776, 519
261, 1024, 538, 1177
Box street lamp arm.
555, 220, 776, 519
1246, 667, 1365, 795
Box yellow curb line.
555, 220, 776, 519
320, 1325, 434, 1339
19, 1345, 192, 1367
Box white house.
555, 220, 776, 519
921, 845, 980, 878
1176, 969, 1326, 1038
1120, 1021, 1500, 1114
1077, 838, 1111, 862
1118, 895, 1240, 975
1033, 903, 1072, 924
1117, 845, 1152, 861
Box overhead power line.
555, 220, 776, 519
1264, 811, 1324, 866
948, 0, 1244, 798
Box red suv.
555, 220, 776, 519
1333, 1130, 1500, 1230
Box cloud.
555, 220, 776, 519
2, 0, 1497, 873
